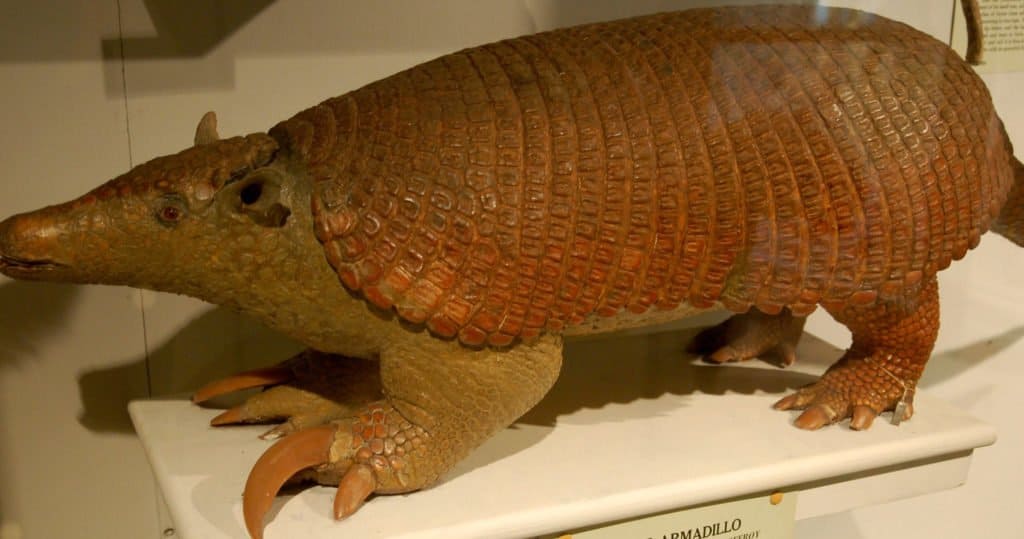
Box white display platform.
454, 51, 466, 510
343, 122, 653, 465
129, 324, 997, 539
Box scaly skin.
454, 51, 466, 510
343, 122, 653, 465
283, 6, 1012, 346
0, 4, 1018, 538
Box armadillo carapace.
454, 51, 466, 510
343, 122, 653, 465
0, 4, 1018, 538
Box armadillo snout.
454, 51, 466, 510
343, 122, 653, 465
0, 211, 68, 279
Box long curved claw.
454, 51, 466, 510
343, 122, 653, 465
707, 345, 739, 364
192, 365, 293, 404
243, 425, 336, 539
334, 464, 376, 520
793, 405, 836, 430
774, 344, 798, 368
772, 393, 803, 411
210, 405, 247, 426
850, 405, 878, 430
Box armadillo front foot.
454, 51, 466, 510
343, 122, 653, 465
193, 349, 382, 439
238, 333, 564, 538
773, 353, 915, 430
244, 402, 432, 539
692, 308, 806, 367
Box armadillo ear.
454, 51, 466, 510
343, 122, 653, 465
194, 111, 220, 146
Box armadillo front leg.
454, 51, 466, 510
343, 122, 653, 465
242, 334, 563, 539
774, 277, 940, 431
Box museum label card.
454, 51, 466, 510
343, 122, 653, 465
544, 491, 796, 539
953, 0, 1024, 73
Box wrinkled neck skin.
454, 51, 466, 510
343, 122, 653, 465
0, 141, 401, 360
208, 165, 401, 358
191, 167, 393, 358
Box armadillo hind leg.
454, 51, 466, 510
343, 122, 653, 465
242, 333, 563, 538
691, 308, 807, 368
194, 349, 383, 440
774, 276, 940, 431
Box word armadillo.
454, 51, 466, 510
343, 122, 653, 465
0, 4, 1016, 538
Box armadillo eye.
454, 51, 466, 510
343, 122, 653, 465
162, 206, 180, 220
157, 204, 185, 225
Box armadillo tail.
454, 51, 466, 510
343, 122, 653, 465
962, 0, 984, 65
992, 157, 1024, 246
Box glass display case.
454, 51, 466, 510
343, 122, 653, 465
0, 1, 1018, 538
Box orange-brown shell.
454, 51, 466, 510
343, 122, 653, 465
270, 6, 1014, 347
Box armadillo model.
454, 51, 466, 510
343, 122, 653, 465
0, 3, 1016, 538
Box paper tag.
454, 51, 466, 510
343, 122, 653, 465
543, 492, 796, 539
953, 0, 1024, 73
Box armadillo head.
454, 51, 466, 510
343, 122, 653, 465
0, 113, 319, 311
